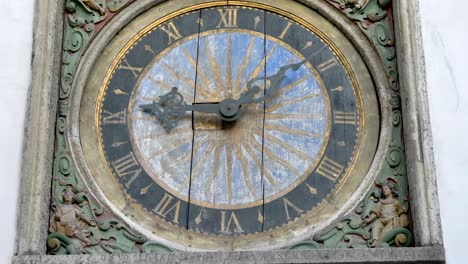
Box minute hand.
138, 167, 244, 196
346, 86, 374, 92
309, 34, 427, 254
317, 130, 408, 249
239, 59, 307, 104
139, 60, 307, 133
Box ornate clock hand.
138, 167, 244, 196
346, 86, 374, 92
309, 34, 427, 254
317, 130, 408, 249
139, 87, 241, 132
139, 87, 188, 133
239, 59, 308, 104
140, 59, 307, 132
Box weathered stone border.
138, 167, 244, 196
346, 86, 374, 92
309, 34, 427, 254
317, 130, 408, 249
14, 0, 64, 256
393, 0, 444, 247
14, 0, 445, 262
13, 246, 445, 264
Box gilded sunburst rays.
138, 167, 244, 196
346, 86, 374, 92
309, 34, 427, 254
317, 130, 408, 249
131, 32, 329, 208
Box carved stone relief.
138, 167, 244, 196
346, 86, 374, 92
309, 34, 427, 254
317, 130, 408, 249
290, 0, 412, 249
49, 0, 412, 254
49, 0, 171, 254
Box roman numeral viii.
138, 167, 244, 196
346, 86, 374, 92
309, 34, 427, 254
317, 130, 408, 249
334, 111, 357, 125
112, 152, 142, 188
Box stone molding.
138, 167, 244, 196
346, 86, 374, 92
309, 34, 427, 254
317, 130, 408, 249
393, 0, 444, 246
14, 0, 445, 262
13, 246, 445, 264
14, 0, 64, 256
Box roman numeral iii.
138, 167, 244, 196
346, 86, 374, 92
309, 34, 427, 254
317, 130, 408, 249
316, 157, 344, 182
317, 57, 338, 73
334, 111, 357, 125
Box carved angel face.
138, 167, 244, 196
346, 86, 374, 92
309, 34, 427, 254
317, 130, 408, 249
382, 185, 392, 197
62, 188, 75, 203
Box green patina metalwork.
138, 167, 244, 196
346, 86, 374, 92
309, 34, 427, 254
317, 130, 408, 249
50, 0, 412, 254
291, 97, 412, 248
48, 0, 171, 255
291, 0, 413, 249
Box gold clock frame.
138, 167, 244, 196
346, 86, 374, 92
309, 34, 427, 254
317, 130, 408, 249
77, 0, 380, 251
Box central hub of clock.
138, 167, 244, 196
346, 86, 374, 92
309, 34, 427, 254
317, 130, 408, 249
219, 98, 241, 121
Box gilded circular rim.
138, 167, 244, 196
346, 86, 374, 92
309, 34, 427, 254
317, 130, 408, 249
78, 0, 380, 250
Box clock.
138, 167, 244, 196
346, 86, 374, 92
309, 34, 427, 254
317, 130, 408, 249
79, 0, 379, 250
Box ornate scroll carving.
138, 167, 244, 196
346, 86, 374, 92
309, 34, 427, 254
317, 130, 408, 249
291, 179, 412, 249
49, 0, 170, 255
329, 0, 370, 9
290, 0, 412, 249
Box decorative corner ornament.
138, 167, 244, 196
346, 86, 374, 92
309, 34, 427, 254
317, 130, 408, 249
291, 179, 413, 249
289, 0, 411, 249
48, 187, 97, 254
329, 0, 370, 9
82, 0, 106, 16
47, 186, 173, 254
362, 179, 410, 247
49, 0, 172, 255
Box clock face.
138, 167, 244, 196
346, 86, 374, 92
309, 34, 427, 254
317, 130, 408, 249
80, 1, 379, 250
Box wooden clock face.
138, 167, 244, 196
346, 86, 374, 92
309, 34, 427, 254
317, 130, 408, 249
81, 1, 379, 250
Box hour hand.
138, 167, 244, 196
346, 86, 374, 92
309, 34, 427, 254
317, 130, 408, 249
139, 87, 225, 133
139, 87, 189, 133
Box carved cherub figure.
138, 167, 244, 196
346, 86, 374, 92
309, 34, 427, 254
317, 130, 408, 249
82, 0, 106, 16
330, 0, 370, 9
362, 181, 408, 247
53, 187, 97, 248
